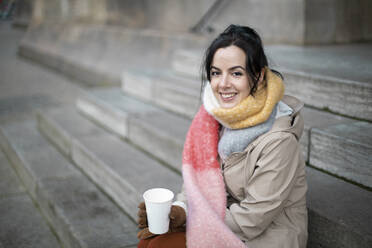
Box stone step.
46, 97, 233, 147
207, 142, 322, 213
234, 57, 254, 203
310, 121, 372, 188
300, 107, 355, 161
77, 88, 191, 172
0, 194, 62, 248
37, 101, 372, 248
0, 150, 25, 198
79, 86, 372, 188
306, 167, 372, 248
0, 151, 61, 248
121, 70, 201, 118
77, 88, 372, 187
19, 24, 207, 87
171, 48, 204, 78
36, 107, 183, 220
171, 45, 372, 121
0, 120, 139, 248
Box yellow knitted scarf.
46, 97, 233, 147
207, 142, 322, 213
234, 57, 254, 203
203, 68, 285, 129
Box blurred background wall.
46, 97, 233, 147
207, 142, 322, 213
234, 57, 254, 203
11, 0, 372, 44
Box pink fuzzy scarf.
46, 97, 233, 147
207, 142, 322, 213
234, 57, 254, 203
182, 106, 246, 248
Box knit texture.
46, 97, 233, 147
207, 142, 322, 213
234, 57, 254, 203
203, 68, 284, 129
218, 106, 277, 161
182, 106, 246, 248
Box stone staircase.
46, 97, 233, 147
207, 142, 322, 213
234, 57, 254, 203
0, 119, 140, 248
2, 24, 371, 248
0, 148, 61, 248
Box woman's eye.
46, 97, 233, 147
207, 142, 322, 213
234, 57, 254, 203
232, 71, 243, 77
210, 71, 220, 76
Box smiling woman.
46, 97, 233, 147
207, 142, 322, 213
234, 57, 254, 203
137, 25, 308, 248
209, 45, 252, 109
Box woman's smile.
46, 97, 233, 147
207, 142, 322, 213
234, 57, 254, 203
219, 92, 238, 101
210, 45, 251, 109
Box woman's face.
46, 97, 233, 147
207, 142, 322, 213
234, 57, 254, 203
210, 45, 251, 109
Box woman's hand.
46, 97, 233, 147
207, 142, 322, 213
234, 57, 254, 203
169, 205, 186, 232
137, 202, 148, 229
136, 202, 186, 240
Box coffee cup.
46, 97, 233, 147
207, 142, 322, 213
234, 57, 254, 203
143, 188, 174, 234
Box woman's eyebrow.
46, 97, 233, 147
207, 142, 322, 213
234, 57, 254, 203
210, 65, 245, 71
210, 66, 221, 71
229, 66, 245, 71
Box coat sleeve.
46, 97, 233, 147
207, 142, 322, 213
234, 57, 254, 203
225, 134, 302, 240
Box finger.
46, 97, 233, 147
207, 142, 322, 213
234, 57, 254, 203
143, 231, 157, 240
138, 216, 147, 225
138, 223, 147, 229
137, 228, 156, 240
169, 206, 186, 228
137, 228, 146, 239
169, 205, 182, 219
138, 202, 146, 210
138, 218, 147, 229
137, 208, 147, 217
138, 221, 146, 228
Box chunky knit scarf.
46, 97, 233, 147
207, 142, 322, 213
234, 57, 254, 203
218, 106, 277, 161
182, 69, 284, 247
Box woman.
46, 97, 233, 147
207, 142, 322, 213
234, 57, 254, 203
137, 24, 308, 248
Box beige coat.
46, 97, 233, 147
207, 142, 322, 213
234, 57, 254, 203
178, 95, 308, 248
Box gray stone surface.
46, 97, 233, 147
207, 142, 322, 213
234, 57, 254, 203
76, 134, 183, 219
123, 70, 201, 118
310, 121, 372, 188
36, 106, 107, 157
266, 44, 372, 121
30, 0, 215, 32
0, 121, 79, 200
279, 70, 372, 121
304, 0, 372, 44
300, 107, 354, 162
77, 89, 159, 138
0, 119, 139, 248
0, 22, 83, 125
19, 23, 207, 87
0, 152, 25, 197
38, 107, 182, 220
129, 111, 190, 171
171, 48, 203, 78
76, 88, 190, 171
37, 175, 138, 248
202, 0, 306, 44
153, 74, 201, 118
202, 0, 372, 44
307, 167, 372, 248
0, 194, 61, 248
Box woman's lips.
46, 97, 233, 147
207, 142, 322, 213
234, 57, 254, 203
220, 93, 237, 102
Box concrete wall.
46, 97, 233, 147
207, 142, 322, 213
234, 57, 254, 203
305, 0, 372, 44
18, 0, 372, 44
202, 0, 372, 44
203, 0, 306, 44
28, 0, 215, 32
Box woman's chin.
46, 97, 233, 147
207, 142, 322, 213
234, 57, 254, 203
218, 100, 239, 109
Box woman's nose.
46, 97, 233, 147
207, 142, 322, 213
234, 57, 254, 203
219, 74, 230, 88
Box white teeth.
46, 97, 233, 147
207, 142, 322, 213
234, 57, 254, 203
221, 93, 236, 98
